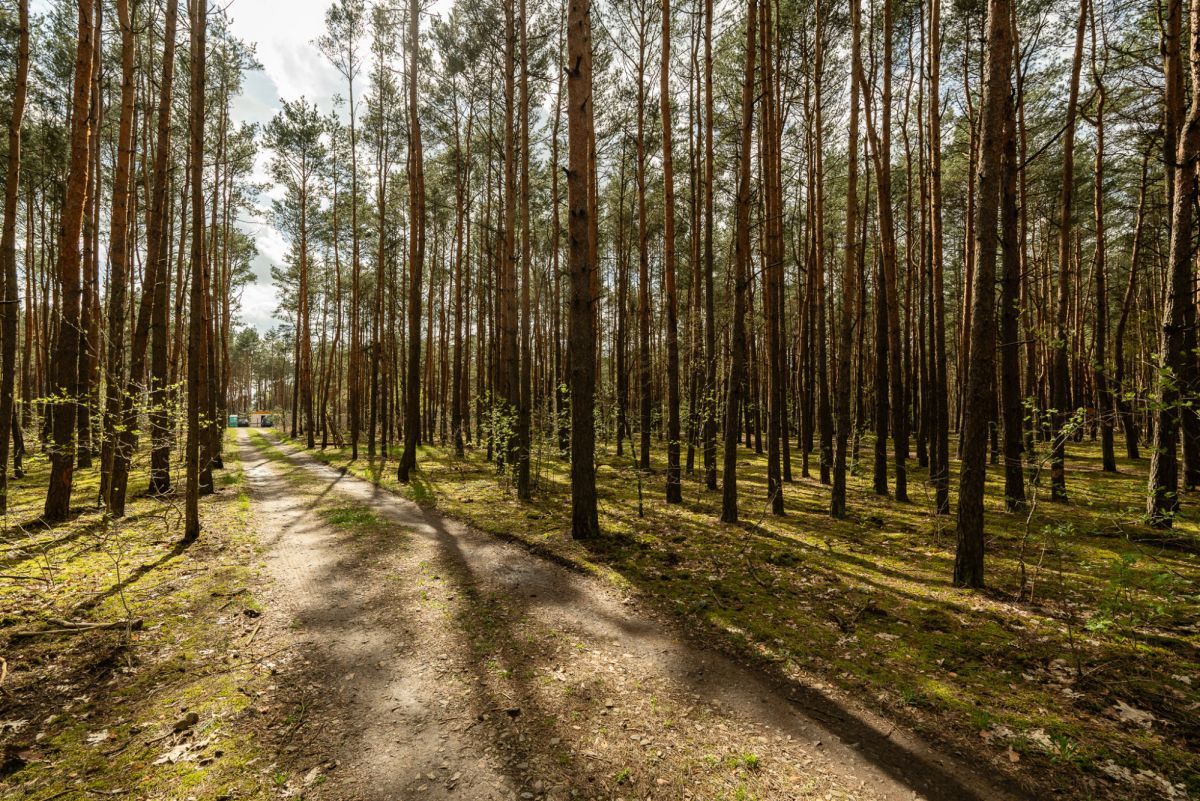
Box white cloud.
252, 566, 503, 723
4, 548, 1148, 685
238, 276, 282, 332
226, 0, 344, 333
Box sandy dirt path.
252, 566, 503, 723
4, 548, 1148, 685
238, 429, 1019, 801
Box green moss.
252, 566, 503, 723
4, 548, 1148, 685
2, 431, 275, 800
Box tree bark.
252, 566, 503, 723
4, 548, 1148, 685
1147, 0, 1200, 526
516, 0, 532, 498
398, 0, 425, 483
998, 11, 1026, 512
927, 0, 949, 514
832, 0, 858, 519
99, 0, 138, 515
1048, 0, 1088, 502
955, 0, 1012, 588
0, 0, 28, 514
44, 0, 97, 524
701, 0, 717, 491
565, 0, 600, 538
1114, 151, 1147, 461
720, 0, 757, 525
661, 0, 682, 504
184, 0, 208, 543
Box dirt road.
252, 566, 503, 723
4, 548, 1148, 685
238, 429, 1017, 801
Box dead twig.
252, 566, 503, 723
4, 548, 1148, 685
0, 573, 51, 583
10, 618, 144, 639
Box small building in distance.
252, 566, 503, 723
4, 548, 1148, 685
249, 410, 274, 427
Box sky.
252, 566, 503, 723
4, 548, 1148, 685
226, 0, 346, 333
26, 0, 444, 332
228, 0, 452, 333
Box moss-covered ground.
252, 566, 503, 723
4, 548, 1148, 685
0, 430, 279, 801
290, 429, 1199, 801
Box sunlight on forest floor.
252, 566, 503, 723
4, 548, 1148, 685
0, 432, 283, 801
296, 430, 1199, 801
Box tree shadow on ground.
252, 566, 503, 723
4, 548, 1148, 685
267, 437, 1022, 801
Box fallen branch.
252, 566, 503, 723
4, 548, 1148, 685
0, 573, 51, 584
10, 618, 143, 639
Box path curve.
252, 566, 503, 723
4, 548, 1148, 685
239, 429, 1021, 801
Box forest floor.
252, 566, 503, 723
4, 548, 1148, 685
294, 428, 1199, 801
0, 432, 279, 801
0, 425, 1196, 801
233, 429, 1015, 801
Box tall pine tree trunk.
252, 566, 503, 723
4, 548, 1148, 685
955, 0, 1012, 588
566, 0, 599, 538
397, 0, 425, 483
100, 0, 137, 514
998, 11, 1026, 512
184, 0, 208, 543
720, 0, 757, 525
1048, 0, 1087, 502
661, 0, 682, 503
832, 0, 858, 519
44, 0, 96, 524
1147, 0, 1200, 526
0, 0, 28, 514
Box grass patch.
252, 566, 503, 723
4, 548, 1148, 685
322, 505, 381, 529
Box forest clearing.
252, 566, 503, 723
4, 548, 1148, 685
2, 0, 1200, 798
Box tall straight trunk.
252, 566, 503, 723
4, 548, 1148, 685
76, 10, 101, 474
998, 10, 1027, 513
955, 0, 1011, 588
998, 8, 1025, 511
516, 0, 532, 497
135, 0, 178, 499
720, 0, 756, 525
635, 3, 652, 472
799, 23, 816, 479
615, 145, 629, 456
928, 0, 949, 513
205, 81, 226, 470
184, 0, 208, 542
349, 48, 361, 460
100, 0, 137, 514
565, 0, 599, 538
300, 169, 314, 450
397, 0, 425, 483
322, 123, 344, 449
1114, 151, 1147, 460
1048, 0, 1087, 502
368, 74, 390, 460
1147, 0, 1200, 526
553, 15, 568, 456
0, 0, 28, 514
860, 0, 908, 502
813, 33, 832, 486
499, 0, 519, 469
452, 106, 469, 457
661, 0, 682, 503
701, 0, 717, 490
1090, 5, 1115, 472
44, 0, 96, 524
873, 253, 888, 495
685, 3, 702, 474
761, 0, 784, 514
832, 0, 858, 519
815, 281, 831, 487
